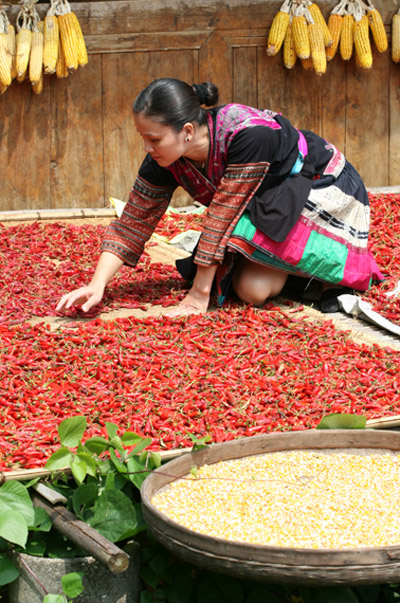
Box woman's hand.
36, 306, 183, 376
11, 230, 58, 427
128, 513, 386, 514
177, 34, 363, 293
164, 263, 217, 317
56, 284, 105, 313
55, 252, 124, 314
164, 289, 210, 317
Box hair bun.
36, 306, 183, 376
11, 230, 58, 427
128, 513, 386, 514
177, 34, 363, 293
192, 83, 207, 105
192, 82, 218, 107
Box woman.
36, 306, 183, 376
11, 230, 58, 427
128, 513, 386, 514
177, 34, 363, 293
56, 78, 383, 316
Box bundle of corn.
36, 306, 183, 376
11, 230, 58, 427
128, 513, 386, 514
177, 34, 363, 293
53, 0, 88, 75
15, 1, 38, 83
364, 0, 388, 53
267, 0, 332, 75
325, 0, 346, 61
267, 0, 291, 56
327, 0, 387, 65
353, 0, 373, 69
393, 7, 400, 63
0, 8, 13, 93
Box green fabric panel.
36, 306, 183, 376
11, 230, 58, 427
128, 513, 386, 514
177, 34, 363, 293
297, 231, 347, 283
232, 212, 256, 239
252, 249, 297, 272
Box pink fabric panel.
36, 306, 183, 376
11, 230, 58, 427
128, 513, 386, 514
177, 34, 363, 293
252, 220, 311, 265
341, 250, 384, 290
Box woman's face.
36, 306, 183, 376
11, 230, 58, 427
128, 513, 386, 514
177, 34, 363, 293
134, 112, 186, 167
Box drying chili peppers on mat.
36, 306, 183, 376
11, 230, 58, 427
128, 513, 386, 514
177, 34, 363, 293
0, 193, 399, 471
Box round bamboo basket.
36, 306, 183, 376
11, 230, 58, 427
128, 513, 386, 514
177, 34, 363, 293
141, 430, 400, 585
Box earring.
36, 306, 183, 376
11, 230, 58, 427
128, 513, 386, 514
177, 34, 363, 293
185, 137, 189, 142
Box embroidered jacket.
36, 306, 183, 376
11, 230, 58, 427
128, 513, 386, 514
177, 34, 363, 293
102, 104, 344, 267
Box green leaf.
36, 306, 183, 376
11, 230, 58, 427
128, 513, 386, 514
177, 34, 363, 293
126, 456, 150, 489
88, 490, 138, 542
45, 447, 74, 470
0, 553, 20, 586
0, 510, 28, 547
43, 595, 66, 603
105, 422, 118, 440
74, 452, 97, 477
128, 438, 153, 457
72, 483, 98, 518
140, 592, 154, 603
121, 431, 145, 446
58, 416, 87, 448
140, 565, 159, 588
190, 466, 198, 477
61, 572, 85, 599
109, 436, 125, 454
109, 448, 127, 473
70, 460, 87, 485
31, 507, 52, 532
24, 537, 47, 556
0, 481, 35, 526
84, 436, 109, 455
316, 413, 367, 430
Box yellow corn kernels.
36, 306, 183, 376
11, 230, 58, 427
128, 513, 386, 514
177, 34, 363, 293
43, 15, 59, 75
340, 13, 354, 60
0, 32, 11, 87
308, 22, 326, 75
267, 10, 290, 56
367, 8, 387, 53
354, 15, 373, 69
292, 14, 310, 59
58, 12, 78, 73
283, 23, 297, 69
392, 13, 400, 63
32, 69, 43, 94
56, 35, 69, 78
29, 29, 44, 85
7, 23, 17, 80
69, 12, 88, 66
326, 13, 343, 61
308, 3, 333, 47
16, 27, 32, 81
152, 451, 400, 550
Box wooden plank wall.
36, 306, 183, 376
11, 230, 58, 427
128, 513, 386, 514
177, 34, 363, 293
0, 0, 399, 211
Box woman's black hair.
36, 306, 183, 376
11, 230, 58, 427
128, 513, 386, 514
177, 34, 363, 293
133, 78, 219, 132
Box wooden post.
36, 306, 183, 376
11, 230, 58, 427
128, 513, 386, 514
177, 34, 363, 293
31, 494, 132, 573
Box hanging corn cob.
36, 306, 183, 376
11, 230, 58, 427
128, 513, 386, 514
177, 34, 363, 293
7, 21, 17, 80
54, 0, 88, 73
307, 1, 333, 48
55, 27, 69, 78
353, 1, 373, 69
0, 8, 12, 88
283, 21, 297, 69
15, 1, 42, 83
43, 0, 60, 75
326, 0, 346, 61
306, 9, 327, 75
291, 2, 311, 59
340, 7, 355, 61
29, 20, 44, 85
392, 8, 400, 63
31, 20, 44, 92
267, 0, 291, 56
364, 0, 387, 53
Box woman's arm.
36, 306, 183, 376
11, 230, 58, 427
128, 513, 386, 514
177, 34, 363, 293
56, 252, 123, 312
165, 263, 217, 316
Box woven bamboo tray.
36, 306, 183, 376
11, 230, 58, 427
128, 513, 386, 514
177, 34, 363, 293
141, 430, 400, 586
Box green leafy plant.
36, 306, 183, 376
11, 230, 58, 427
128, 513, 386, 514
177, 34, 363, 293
0, 415, 160, 599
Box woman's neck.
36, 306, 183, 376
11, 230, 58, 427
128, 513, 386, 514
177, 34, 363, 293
184, 123, 210, 166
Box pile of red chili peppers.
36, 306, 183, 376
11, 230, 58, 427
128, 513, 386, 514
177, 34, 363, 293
0, 194, 398, 471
